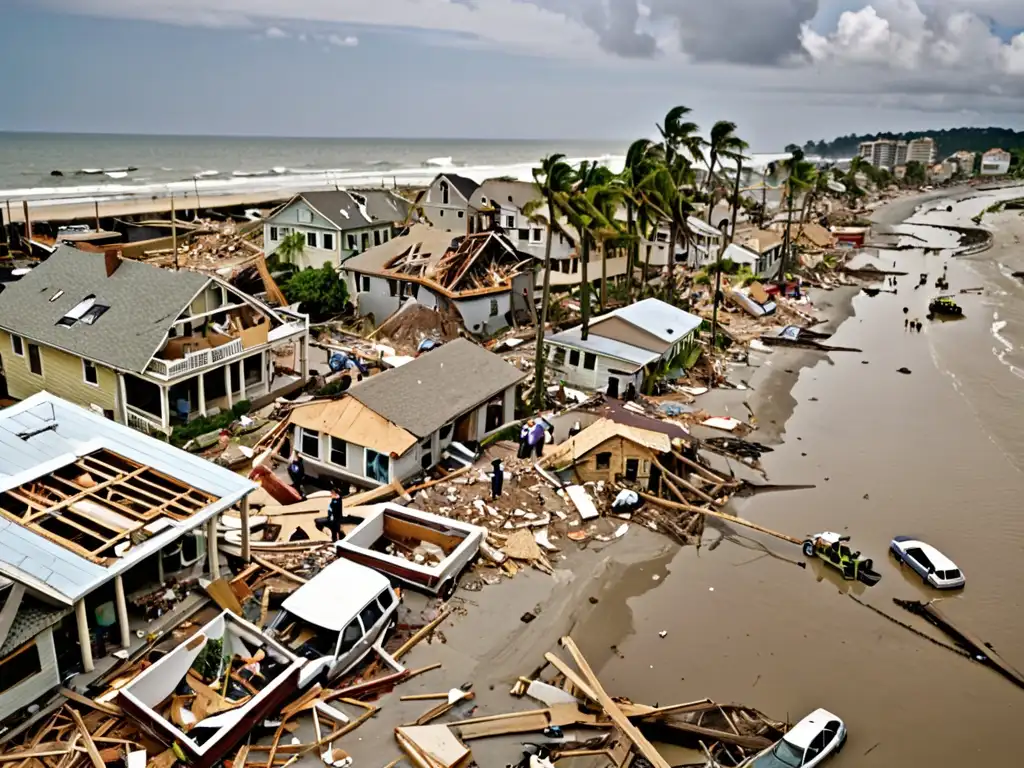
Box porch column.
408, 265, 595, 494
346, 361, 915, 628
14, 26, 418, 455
300, 334, 309, 381
239, 495, 251, 563
75, 599, 94, 673
197, 373, 207, 417
502, 385, 515, 425
118, 374, 129, 426
114, 574, 130, 649
238, 362, 247, 401
224, 366, 233, 410
159, 385, 169, 433
206, 518, 220, 579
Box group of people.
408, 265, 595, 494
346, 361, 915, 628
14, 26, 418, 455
286, 451, 360, 542
517, 419, 549, 459
903, 307, 923, 332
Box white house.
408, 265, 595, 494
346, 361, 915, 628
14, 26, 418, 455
288, 339, 524, 488
0, 392, 255, 724
544, 298, 703, 396
341, 224, 535, 337
980, 148, 1011, 176
416, 174, 482, 233
263, 190, 411, 270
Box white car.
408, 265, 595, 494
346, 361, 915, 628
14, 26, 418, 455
743, 709, 846, 768
889, 536, 965, 589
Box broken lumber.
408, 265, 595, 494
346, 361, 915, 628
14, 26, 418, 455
652, 458, 718, 506
59, 688, 121, 717
559, 636, 671, 768
68, 709, 105, 768
673, 451, 728, 484
637, 492, 803, 545
394, 608, 452, 661
252, 556, 308, 585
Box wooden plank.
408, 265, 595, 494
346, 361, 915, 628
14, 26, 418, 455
252, 556, 307, 585
204, 578, 244, 615
394, 608, 452, 661
560, 637, 671, 768
636, 492, 803, 545
58, 689, 121, 717
542, 653, 598, 704
67, 709, 104, 768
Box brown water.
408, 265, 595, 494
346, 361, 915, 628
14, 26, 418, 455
593, 187, 1024, 766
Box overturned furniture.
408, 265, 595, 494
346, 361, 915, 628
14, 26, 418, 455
118, 611, 304, 768
336, 504, 485, 598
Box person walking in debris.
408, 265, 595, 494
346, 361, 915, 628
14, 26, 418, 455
903, 307, 909, 314
568, 420, 582, 438
287, 452, 306, 498
528, 419, 547, 458
517, 422, 531, 459
905, 317, 909, 330
316, 483, 358, 542
491, 458, 504, 499
915, 320, 923, 332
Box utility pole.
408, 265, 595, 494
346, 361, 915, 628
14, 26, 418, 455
710, 158, 743, 384
171, 194, 178, 271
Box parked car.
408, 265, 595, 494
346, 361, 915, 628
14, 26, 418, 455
264, 558, 400, 687
802, 531, 882, 585
890, 536, 965, 589
742, 708, 846, 767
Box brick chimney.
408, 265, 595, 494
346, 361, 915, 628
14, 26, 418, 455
104, 249, 122, 277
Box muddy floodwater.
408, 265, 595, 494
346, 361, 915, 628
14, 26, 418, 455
590, 185, 1024, 767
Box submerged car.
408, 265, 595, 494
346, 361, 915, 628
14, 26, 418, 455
928, 295, 963, 317
802, 531, 882, 585
890, 536, 965, 589
743, 708, 846, 768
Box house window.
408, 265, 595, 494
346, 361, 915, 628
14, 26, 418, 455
383, 230, 390, 242
506, 215, 515, 228
533, 229, 542, 242
10, 334, 23, 356
572, 260, 579, 274
28, 344, 42, 376
410, 282, 420, 298
458, 211, 464, 219
569, 350, 581, 367
374, 230, 381, 246
518, 229, 529, 241
306, 231, 318, 249
348, 234, 358, 250
595, 452, 612, 470
388, 279, 398, 297
300, 428, 320, 459
0, 641, 41, 694
362, 233, 370, 251
323, 233, 334, 251
440, 180, 450, 205
360, 275, 371, 293
489, 299, 499, 317
82, 359, 98, 386
270, 226, 278, 241
439, 423, 453, 440
365, 449, 390, 484
583, 353, 597, 370
297, 208, 313, 224
330, 437, 347, 467
553, 348, 566, 366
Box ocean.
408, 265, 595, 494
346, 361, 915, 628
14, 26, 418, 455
0, 132, 791, 206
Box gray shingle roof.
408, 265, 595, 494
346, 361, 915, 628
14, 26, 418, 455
442, 174, 480, 203
0, 246, 209, 373
348, 338, 525, 438
0, 596, 70, 657
350, 189, 412, 224
300, 191, 374, 231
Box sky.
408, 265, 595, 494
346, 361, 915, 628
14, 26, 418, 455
1, 0, 1023, 150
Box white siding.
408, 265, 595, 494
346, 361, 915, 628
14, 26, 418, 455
546, 344, 644, 394
0, 630, 60, 722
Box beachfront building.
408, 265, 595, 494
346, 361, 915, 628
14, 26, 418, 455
733, 227, 785, 278
0, 392, 255, 722
263, 190, 411, 270
416, 173, 482, 233
544, 298, 702, 396
858, 139, 907, 170
952, 151, 976, 176
0, 246, 309, 436
341, 223, 535, 337
907, 138, 937, 165
287, 339, 523, 488
980, 149, 1012, 176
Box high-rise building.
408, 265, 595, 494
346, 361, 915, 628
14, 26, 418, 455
907, 138, 936, 165
858, 139, 907, 170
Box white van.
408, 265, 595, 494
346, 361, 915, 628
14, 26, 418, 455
264, 558, 399, 687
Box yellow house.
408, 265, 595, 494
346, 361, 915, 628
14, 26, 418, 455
0, 246, 310, 435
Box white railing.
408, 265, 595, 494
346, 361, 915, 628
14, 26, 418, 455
126, 405, 167, 436
146, 338, 245, 379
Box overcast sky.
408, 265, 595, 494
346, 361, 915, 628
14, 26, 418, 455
2, 0, 1023, 150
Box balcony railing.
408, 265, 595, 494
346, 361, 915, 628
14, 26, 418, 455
146, 338, 245, 379
126, 405, 168, 436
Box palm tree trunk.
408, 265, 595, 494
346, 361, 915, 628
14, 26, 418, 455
580, 234, 591, 340
665, 220, 678, 302
533, 201, 556, 413
778, 185, 795, 285
600, 238, 608, 311
761, 178, 768, 228
626, 202, 636, 303
641, 213, 653, 295
705, 155, 717, 223
711, 159, 743, 369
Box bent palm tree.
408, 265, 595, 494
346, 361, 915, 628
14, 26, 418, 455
276, 232, 306, 265
566, 161, 616, 339
777, 150, 817, 283
530, 154, 577, 413
620, 139, 663, 302
704, 121, 748, 223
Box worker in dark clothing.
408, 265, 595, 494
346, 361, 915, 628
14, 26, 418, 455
287, 452, 306, 498
517, 423, 531, 459
491, 458, 504, 499
316, 483, 358, 542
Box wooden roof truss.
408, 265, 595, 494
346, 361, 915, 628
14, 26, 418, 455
0, 449, 220, 564
430, 232, 529, 293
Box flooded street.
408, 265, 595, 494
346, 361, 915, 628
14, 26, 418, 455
592, 185, 1024, 766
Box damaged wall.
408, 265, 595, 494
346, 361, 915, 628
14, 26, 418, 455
0, 631, 60, 723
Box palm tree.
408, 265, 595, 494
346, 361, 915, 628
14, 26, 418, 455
704, 121, 748, 222
658, 106, 705, 169
589, 175, 627, 310
529, 154, 577, 412
620, 139, 663, 302
710, 150, 747, 363
645, 155, 696, 302
276, 232, 306, 265
777, 150, 817, 283
564, 161, 616, 339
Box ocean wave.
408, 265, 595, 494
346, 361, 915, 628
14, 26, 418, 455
194, 170, 220, 178
423, 156, 453, 167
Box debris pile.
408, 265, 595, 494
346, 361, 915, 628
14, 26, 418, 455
371, 300, 464, 357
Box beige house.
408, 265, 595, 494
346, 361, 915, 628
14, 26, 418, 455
0, 246, 309, 436
541, 418, 671, 487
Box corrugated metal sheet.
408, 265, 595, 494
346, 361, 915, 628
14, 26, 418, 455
603, 298, 703, 345
0, 392, 255, 604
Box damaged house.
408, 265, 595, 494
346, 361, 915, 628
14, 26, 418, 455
263, 189, 412, 270
541, 418, 671, 489
0, 392, 256, 724
342, 223, 536, 336
288, 339, 524, 488
0, 246, 309, 436
545, 298, 702, 396
415, 173, 482, 233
